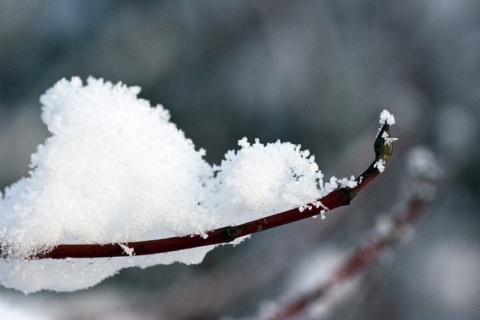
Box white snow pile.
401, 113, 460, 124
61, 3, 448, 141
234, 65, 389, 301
379, 109, 395, 126
0, 78, 392, 293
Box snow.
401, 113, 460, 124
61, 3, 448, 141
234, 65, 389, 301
382, 131, 398, 145
374, 159, 386, 173
379, 109, 395, 125
212, 137, 324, 219
119, 243, 134, 257
0, 77, 388, 293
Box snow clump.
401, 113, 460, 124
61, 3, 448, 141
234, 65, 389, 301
0, 77, 352, 293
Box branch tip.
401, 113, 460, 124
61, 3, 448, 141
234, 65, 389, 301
374, 123, 395, 164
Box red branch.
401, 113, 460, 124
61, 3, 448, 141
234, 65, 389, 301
40, 188, 353, 259
3, 123, 393, 260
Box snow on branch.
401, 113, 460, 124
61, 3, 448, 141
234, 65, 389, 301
0, 78, 395, 293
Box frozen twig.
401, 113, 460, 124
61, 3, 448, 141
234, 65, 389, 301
13, 121, 395, 260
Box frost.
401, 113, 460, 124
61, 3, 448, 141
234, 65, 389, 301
0, 77, 355, 293
320, 210, 326, 220
119, 244, 134, 257
382, 131, 398, 145
379, 109, 395, 125
374, 159, 386, 173
337, 175, 358, 188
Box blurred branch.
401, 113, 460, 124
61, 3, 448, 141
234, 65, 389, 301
256, 147, 441, 320
2, 122, 394, 260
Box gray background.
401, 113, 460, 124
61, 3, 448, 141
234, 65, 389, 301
1, 1, 479, 319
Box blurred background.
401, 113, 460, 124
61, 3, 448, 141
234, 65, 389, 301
0, 1, 479, 319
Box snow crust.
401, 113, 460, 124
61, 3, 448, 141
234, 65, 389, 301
0, 78, 371, 293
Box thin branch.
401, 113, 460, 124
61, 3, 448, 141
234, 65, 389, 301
257, 172, 436, 320
260, 199, 427, 320
7, 123, 393, 260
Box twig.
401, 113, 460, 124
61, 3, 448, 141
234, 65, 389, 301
3, 123, 394, 260
259, 198, 427, 320
257, 147, 441, 320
